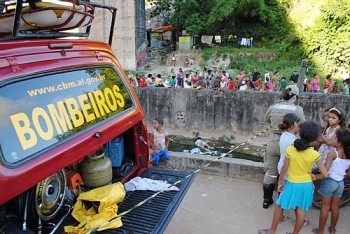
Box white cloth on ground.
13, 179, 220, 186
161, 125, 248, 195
190, 147, 201, 154
124, 177, 180, 192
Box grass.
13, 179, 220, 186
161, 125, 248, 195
200, 46, 300, 81
201, 46, 273, 62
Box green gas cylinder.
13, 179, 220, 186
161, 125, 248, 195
79, 151, 113, 188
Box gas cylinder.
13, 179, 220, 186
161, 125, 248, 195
79, 151, 113, 188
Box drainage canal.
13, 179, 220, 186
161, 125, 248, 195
167, 135, 265, 162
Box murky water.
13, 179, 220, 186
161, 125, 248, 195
168, 135, 265, 162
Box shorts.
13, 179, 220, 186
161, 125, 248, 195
152, 149, 170, 165
319, 178, 344, 198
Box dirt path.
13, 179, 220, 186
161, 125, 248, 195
165, 173, 350, 234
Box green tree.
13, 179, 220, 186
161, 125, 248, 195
289, 0, 350, 75
148, 0, 350, 76
208, 0, 264, 24
149, 0, 291, 39
149, 0, 213, 35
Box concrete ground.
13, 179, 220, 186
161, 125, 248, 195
165, 173, 350, 234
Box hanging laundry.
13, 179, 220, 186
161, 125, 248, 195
241, 38, 247, 46
237, 37, 242, 45
201, 35, 213, 44
237, 37, 253, 47
214, 35, 221, 43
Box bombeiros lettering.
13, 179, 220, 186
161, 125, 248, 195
10, 85, 125, 150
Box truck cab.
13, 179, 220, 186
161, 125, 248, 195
0, 1, 194, 233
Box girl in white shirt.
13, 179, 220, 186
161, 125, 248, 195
278, 113, 301, 182
313, 129, 350, 234
150, 118, 169, 165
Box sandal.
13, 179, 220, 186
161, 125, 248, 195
257, 229, 271, 234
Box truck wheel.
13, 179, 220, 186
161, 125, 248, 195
13, 170, 67, 229
35, 169, 67, 221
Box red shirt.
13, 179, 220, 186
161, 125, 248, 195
138, 78, 148, 87
324, 78, 332, 89
228, 80, 234, 90
254, 80, 262, 88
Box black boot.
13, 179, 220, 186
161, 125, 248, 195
263, 183, 275, 209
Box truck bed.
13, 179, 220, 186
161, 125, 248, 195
102, 167, 196, 233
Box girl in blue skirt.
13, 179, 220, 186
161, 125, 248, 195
259, 121, 329, 234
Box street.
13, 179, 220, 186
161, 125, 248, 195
165, 173, 350, 234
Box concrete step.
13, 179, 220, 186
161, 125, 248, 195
158, 151, 265, 182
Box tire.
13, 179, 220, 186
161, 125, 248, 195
312, 176, 350, 209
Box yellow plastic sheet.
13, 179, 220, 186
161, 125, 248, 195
64, 182, 126, 234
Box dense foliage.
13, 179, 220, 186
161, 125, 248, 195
288, 0, 350, 76
148, 0, 290, 38
148, 0, 350, 78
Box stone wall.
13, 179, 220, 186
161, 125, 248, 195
136, 88, 350, 139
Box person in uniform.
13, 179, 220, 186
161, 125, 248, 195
262, 85, 305, 209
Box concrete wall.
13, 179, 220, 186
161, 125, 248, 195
89, 0, 139, 71
136, 88, 350, 139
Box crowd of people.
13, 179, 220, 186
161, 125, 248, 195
141, 57, 350, 233
259, 86, 350, 234
149, 88, 350, 234
147, 81, 350, 234
128, 66, 350, 95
